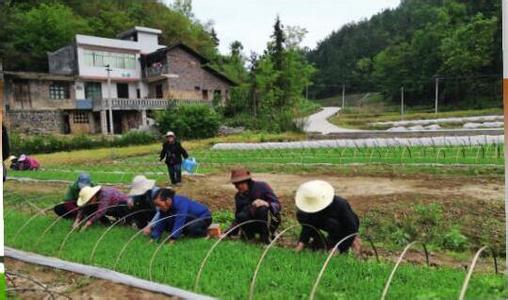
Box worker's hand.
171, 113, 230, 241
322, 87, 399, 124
252, 199, 269, 208
167, 239, 176, 245
295, 242, 305, 253
143, 225, 152, 236
81, 220, 93, 232
351, 237, 362, 256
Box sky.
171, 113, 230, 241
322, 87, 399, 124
179, 0, 401, 55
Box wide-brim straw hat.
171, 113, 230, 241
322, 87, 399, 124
77, 186, 102, 207
295, 180, 335, 213
129, 175, 156, 196
229, 168, 252, 184
165, 131, 175, 137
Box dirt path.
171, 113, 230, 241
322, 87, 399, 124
303, 107, 359, 134
6, 258, 174, 300
178, 172, 504, 212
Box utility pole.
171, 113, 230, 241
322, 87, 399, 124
502, 0, 508, 273
106, 65, 114, 135
401, 86, 404, 118
341, 83, 345, 109
434, 77, 439, 114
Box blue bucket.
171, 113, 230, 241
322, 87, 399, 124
182, 157, 198, 174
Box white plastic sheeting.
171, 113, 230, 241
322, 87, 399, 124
372, 115, 504, 127
463, 122, 504, 129
212, 135, 504, 150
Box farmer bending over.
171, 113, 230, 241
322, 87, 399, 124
53, 172, 96, 219
128, 175, 160, 234
295, 180, 361, 254
159, 131, 188, 186
225, 168, 281, 244
74, 186, 129, 230
150, 188, 212, 243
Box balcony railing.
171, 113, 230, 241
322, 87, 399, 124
92, 98, 211, 111
145, 64, 170, 78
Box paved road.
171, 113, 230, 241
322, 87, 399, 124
303, 107, 358, 134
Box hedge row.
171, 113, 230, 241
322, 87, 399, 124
9, 131, 158, 155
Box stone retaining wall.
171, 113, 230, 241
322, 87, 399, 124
6, 110, 64, 134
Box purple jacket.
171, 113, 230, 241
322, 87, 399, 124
77, 187, 128, 224
229, 180, 281, 231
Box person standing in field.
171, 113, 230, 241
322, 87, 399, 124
224, 168, 281, 244
294, 180, 361, 254
53, 172, 96, 219
150, 188, 212, 243
74, 185, 130, 230
159, 131, 188, 186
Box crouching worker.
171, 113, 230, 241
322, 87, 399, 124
127, 175, 159, 232
54, 173, 95, 219
295, 180, 361, 254
74, 186, 129, 231
225, 168, 281, 244
151, 188, 212, 243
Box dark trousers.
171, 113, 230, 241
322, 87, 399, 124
238, 207, 281, 243
167, 163, 182, 184
306, 217, 359, 253
53, 201, 79, 219
130, 208, 157, 229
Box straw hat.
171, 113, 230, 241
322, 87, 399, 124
77, 186, 102, 207
18, 154, 27, 162
165, 131, 175, 137
128, 175, 156, 196
229, 168, 252, 184
295, 180, 335, 213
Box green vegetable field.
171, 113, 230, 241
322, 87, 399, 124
4, 211, 505, 299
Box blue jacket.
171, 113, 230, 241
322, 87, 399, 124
151, 195, 211, 240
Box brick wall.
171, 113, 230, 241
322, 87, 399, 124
6, 79, 76, 110
166, 48, 231, 101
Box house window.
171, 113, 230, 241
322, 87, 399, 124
194, 86, 200, 91
83, 49, 136, 70
136, 88, 141, 98
117, 83, 129, 99
85, 82, 102, 101
49, 82, 69, 100
214, 90, 222, 98
202, 89, 209, 100
73, 112, 89, 124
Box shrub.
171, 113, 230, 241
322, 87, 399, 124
441, 226, 468, 251
155, 104, 220, 139
10, 131, 157, 154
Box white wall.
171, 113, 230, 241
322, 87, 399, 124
137, 32, 164, 54
99, 81, 139, 99
75, 81, 85, 99
76, 47, 142, 80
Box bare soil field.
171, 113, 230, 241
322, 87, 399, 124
6, 258, 174, 299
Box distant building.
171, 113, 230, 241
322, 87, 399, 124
3, 27, 235, 134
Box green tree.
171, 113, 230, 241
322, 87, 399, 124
2, 3, 90, 71
439, 13, 498, 75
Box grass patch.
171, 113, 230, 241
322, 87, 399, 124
7, 144, 504, 184
4, 211, 505, 299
